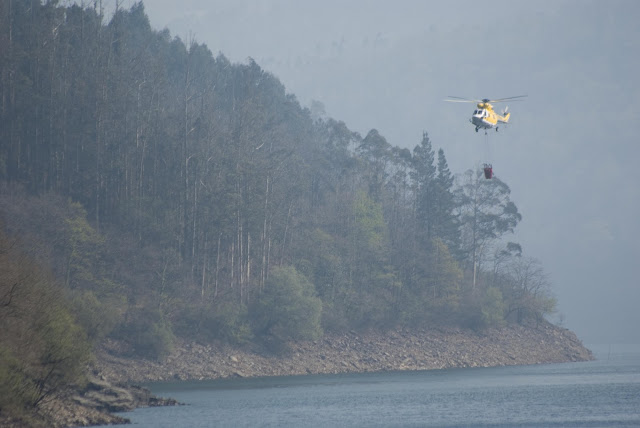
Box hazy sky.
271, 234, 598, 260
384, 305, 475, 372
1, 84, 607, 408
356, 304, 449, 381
108, 0, 639, 344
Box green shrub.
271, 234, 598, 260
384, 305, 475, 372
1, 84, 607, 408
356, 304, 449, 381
204, 302, 253, 345
251, 266, 323, 344
177, 301, 253, 345
0, 346, 37, 417
71, 290, 124, 343
137, 321, 175, 360
0, 229, 92, 415
481, 287, 506, 327
115, 308, 175, 361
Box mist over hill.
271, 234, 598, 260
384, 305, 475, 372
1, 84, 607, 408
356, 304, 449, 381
138, 0, 640, 344
0, 0, 627, 424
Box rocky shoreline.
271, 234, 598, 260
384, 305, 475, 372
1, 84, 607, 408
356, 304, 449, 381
97, 322, 592, 385
21, 322, 591, 427
0, 373, 178, 428
35, 376, 178, 428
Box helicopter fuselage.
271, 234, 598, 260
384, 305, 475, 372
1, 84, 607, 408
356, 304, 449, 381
444, 96, 525, 132
470, 103, 510, 132
471, 111, 495, 130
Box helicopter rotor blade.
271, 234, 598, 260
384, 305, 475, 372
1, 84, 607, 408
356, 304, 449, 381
488, 95, 528, 103
444, 96, 481, 103
444, 99, 477, 103
446, 96, 477, 101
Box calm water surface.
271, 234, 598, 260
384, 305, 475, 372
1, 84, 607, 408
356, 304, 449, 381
104, 344, 640, 427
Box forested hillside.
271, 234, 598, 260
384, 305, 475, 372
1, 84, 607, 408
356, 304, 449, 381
0, 1, 556, 419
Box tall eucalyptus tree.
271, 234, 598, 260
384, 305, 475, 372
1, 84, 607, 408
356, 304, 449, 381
455, 169, 522, 287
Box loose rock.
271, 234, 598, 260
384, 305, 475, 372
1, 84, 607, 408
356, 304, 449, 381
96, 321, 593, 385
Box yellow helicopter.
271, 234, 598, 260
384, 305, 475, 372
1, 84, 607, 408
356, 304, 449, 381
445, 95, 527, 133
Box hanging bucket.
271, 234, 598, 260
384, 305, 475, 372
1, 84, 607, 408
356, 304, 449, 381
483, 164, 493, 179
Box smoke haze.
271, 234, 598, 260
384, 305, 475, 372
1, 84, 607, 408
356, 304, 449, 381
112, 0, 640, 344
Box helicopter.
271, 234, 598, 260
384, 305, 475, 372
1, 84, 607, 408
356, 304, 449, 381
444, 95, 527, 133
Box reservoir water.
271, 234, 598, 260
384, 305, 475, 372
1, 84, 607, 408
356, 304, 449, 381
104, 344, 640, 427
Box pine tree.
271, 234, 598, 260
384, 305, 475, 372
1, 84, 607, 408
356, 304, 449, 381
411, 131, 437, 244
433, 148, 460, 256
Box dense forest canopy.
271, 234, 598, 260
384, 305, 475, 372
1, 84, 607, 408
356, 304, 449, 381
0, 0, 556, 417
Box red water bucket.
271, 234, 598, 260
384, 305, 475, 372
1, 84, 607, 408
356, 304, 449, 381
483, 165, 493, 179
